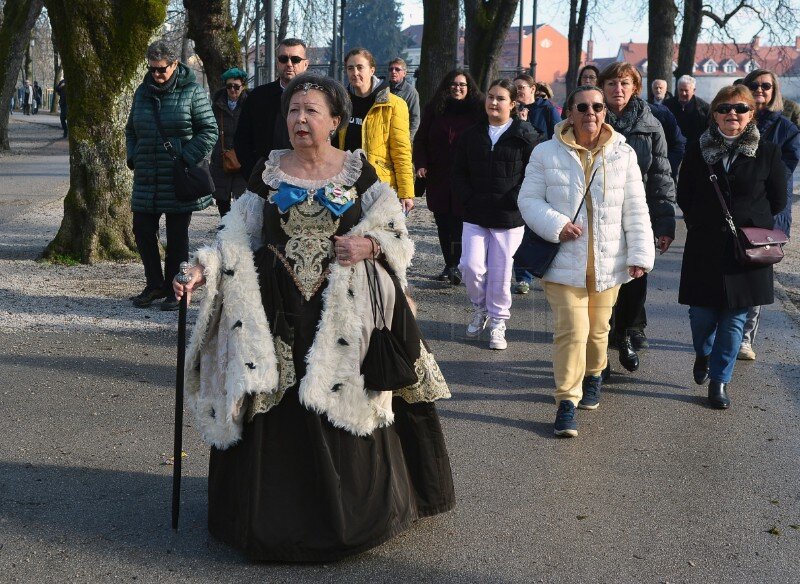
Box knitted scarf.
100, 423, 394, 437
605, 96, 645, 136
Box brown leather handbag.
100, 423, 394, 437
219, 112, 241, 174
707, 165, 788, 267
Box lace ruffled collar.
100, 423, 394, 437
261, 148, 364, 190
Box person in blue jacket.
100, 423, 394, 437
649, 101, 687, 180
736, 69, 800, 360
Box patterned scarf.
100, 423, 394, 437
699, 121, 760, 165
605, 95, 645, 136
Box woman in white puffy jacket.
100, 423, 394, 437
517, 85, 655, 438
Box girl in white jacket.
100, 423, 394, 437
517, 86, 655, 437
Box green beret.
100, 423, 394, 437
221, 68, 247, 82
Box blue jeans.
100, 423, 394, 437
688, 306, 748, 383
513, 262, 532, 284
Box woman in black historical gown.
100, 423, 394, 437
173, 74, 455, 562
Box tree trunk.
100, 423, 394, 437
24, 41, 32, 80
463, 0, 519, 91
0, 0, 43, 151
647, 0, 677, 101
183, 0, 240, 93
417, 0, 459, 108
41, 0, 168, 264
565, 0, 589, 93
50, 50, 62, 113
675, 0, 702, 84
278, 0, 289, 42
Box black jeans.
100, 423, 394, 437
433, 211, 463, 269
611, 272, 648, 336
133, 211, 192, 292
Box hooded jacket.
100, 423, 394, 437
518, 121, 655, 291
452, 118, 542, 229
125, 63, 217, 214
338, 77, 414, 199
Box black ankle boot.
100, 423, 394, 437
707, 381, 730, 409
618, 336, 639, 372
693, 354, 710, 385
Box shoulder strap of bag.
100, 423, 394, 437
364, 259, 387, 329
571, 167, 599, 224
152, 100, 179, 162
706, 163, 738, 237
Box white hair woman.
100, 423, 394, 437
518, 84, 655, 437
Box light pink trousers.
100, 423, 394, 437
459, 222, 525, 320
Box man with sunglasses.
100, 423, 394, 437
387, 57, 420, 140
664, 75, 710, 148
234, 38, 308, 182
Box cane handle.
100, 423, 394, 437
177, 261, 193, 285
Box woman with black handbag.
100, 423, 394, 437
677, 85, 787, 409
125, 39, 217, 310
518, 85, 654, 437
172, 74, 454, 561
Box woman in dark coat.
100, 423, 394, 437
413, 69, 483, 284
677, 85, 787, 409
599, 62, 676, 371
736, 69, 800, 360
210, 68, 249, 217
125, 39, 217, 311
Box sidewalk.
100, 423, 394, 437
1, 117, 799, 583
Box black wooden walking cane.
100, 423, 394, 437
172, 261, 192, 530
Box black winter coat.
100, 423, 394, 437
756, 109, 800, 237
233, 80, 290, 182
610, 100, 677, 239
211, 88, 249, 202
677, 140, 787, 308
664, 95, 710, 147
452, 119, 542, 229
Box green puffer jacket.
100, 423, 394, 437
125, 63, 218, 214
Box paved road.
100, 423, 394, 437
1, 119, 799, 583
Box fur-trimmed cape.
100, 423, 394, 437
184, 151, 449, 448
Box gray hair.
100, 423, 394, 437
651, 78, 667, 87
281, 73, 352, 133
676, 75, 696, 88
389, 57, 407, 70
146, 40, 178, 63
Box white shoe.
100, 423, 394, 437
737, 343, 756, 360
466, 308, 488, 338
488, 318, 507, 350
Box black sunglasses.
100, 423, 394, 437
148, 64, 172, 74
714, 103, 752, 114
574, 102, 605, 113
747, 81, 773, 91
226, 83, 242, 90
278, 55, 306, 64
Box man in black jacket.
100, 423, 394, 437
234, 38, 308, 181
664, 75, 710, 148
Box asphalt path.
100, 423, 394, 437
1, 119, 799, 583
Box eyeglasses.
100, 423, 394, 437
714, 103, 752, 114
278, 55, 306, 65
148, 64, 173, 74
388, 67, 404, 72
574, 102, 605, 113
581, 75, 598, 81
226, 84, 242, 90
747, 81, 773, 92
450, 82, 468, 88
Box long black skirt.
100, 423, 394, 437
207, 389, 455, 562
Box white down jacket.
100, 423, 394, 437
518, 129, 655, 291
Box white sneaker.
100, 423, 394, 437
488, 318, 507, 350
466, 308, 488, 338
737, 342, 756, 360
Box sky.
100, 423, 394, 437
400, 1, 782, 59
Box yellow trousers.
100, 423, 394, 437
542, 281, 621, 406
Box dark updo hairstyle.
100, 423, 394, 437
281, 73, 352, 133
487, 78, 519, 116
432, 68, 483, 115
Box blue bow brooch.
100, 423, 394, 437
271, 182, 358, 217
